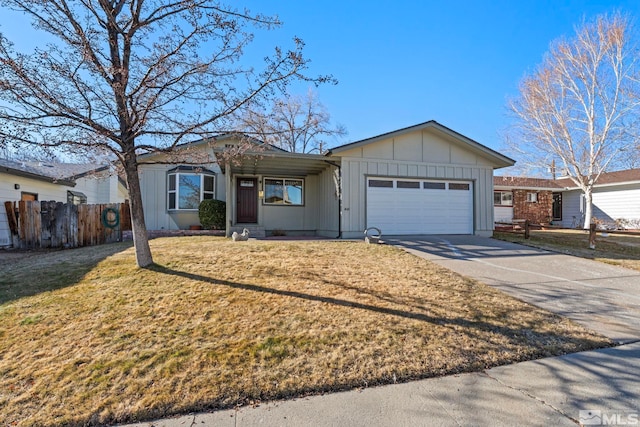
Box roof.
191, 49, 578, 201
589, 168, 640, 186
327, 120, 515, 168
0, 158, 109, 186
137, 133, 286, 160
214, 149, 337, 176
493, 176, 562, 189
494, 168, 640, 190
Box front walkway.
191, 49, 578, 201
388, 235, 640, 344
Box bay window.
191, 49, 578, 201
167, 167, 215, 210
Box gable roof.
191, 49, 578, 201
0, 158, 109, 186
327, 120, 515, 168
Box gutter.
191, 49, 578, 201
0, 166, 76, 187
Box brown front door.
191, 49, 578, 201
236, 178, 258, 223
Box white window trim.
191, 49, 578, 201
494, 191, 513, 206
526, 192, 538, 203
263, 177, 305, 206
167, 172, 216, 211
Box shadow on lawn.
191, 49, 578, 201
0, 241, 133, 305
148, 263, 610, 354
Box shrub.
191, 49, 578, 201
199, 199, 226, 230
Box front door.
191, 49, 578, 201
552, 192, 562, 221
236, 178, 258, 223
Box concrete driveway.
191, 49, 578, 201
387, 235, 640, 344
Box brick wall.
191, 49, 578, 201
513, 190, 553, 224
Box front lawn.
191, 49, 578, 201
0, 237, 611, 426
494, 229, 640, 271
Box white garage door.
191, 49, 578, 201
367, 178, 473, 235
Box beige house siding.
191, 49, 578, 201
334, 128, 498, 238
315, 165, 340, 237
138, 161, 225, 231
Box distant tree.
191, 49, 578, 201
0, 1, 331, 267
238, 88, 346, 153
507, 13, 640, 229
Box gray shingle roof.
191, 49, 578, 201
0, 158, 108, 185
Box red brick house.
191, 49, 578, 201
494, 169, 640, 228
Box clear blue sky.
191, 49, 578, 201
2, 1, 639, 155
241, 0, 640, 153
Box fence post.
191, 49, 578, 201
524, 220, 530, 239
589, 223, 597, 249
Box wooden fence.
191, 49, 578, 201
3, 200, 131, 249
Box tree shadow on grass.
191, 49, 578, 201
0, 241, 133, 305
147, 263, 611, 357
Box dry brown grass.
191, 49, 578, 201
0, 237, 611, 426
494, 229, 640, 271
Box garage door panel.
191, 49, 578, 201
366, 178, 472, 235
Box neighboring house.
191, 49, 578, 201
494, 168, 640, 228
0, 158, 128, 246
138, 121, 514, 238
493, 176, 561, 225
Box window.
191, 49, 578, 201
494, 191, 513, 206
397, 181, 420, 189
67, 190, 87, 205
264, 177, 304, 205
526, 192, 538, 203
449, 183, 470, 190
424, 182, 446, 190
368, 179, 393, 188
167, 168, 215, 210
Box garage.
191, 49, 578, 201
366, 177, 473, 235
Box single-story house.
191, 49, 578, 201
0, 158, 128, 246
494, 168, 640, 228
138, 120, 515, 238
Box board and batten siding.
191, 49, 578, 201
138, 162, 226, 230
315, 165, 340, 237
259, 174, 319, 233
339, 159, 494, 237
334, 128, 498, 238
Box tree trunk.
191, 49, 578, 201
583, 188, 594, 229
123, 151, 154, 267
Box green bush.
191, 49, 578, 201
198, 199, 226, 230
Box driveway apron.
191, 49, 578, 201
387, 235, 640, 344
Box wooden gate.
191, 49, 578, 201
3, 200, 131, 249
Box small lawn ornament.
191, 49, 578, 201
232, 228, 250, 242
364, 227, 382, 244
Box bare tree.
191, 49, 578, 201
238, 88, 346, 153
507, 13, 640, 229
0, 1, 331, 267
